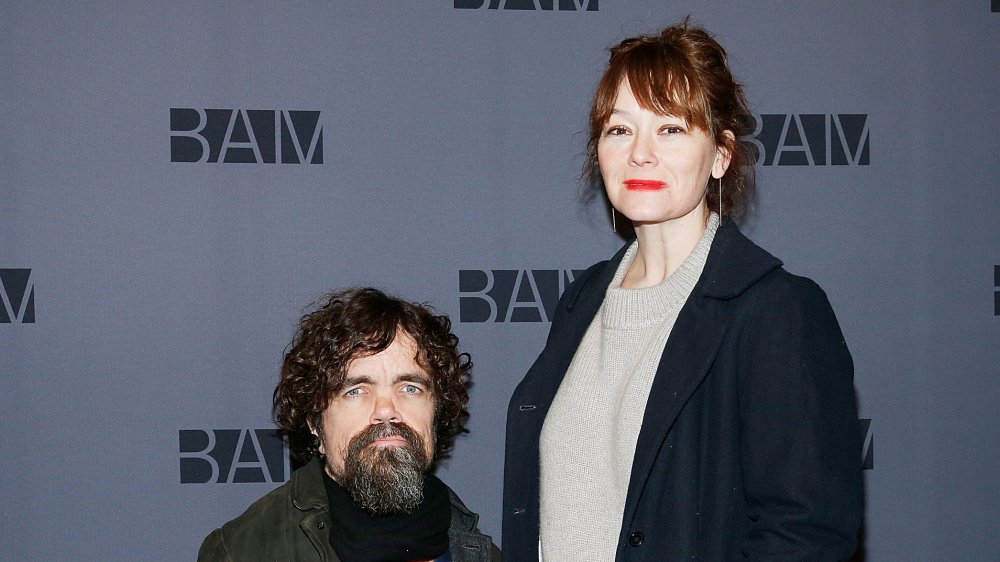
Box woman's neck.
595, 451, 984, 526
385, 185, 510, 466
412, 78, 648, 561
622, 208, 709, 289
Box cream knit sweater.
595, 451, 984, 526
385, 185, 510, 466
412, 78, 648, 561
538, 213, 719, 561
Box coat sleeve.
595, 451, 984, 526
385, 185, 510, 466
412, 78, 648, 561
197, 528, 233, 562
738, 275, 863, 561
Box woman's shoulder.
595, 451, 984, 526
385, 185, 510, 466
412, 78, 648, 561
557, 241, 633, 310
751, 268, 835, 318
708, 223, 832, 305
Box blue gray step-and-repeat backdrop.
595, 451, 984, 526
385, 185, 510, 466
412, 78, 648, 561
3, 2, 999, 560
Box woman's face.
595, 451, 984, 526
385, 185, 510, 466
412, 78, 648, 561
598, 80, 727, 227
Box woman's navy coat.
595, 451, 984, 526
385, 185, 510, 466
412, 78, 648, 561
502, 222, 862, 561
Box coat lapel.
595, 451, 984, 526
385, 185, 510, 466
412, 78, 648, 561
518, 243, 630, 413
618, 222, 783, 530
621, 296, 727, 524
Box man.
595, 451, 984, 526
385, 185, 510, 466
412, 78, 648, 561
199, 287, 500, 562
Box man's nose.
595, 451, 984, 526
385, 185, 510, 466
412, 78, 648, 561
370, 392, 401, 425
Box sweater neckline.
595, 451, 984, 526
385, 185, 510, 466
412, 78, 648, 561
602, 213, 720, 329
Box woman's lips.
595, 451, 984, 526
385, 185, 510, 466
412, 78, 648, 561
624, 179, 666, 191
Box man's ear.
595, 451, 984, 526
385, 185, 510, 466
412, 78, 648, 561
308, 421, 325, 455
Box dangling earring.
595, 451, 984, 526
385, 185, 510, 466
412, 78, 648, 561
611, 207, 617, 231
718, 176, 723, 219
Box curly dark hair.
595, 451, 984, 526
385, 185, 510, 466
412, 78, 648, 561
273, 287, 471, 467
583, 19, 756, 220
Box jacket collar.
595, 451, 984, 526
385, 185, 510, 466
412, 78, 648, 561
445, 486, 481, 533
291, 457, 330, 512
696, 220, 783, 300
565, 220, 781, 312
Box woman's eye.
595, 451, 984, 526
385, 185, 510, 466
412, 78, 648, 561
661, 125, 685, 135
605, 125, 629, 136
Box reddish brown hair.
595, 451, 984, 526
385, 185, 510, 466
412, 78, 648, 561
584, 20, 756, 219
274, 287, 471, 466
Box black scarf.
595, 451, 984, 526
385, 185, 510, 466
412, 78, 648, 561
323, 471, 451, 562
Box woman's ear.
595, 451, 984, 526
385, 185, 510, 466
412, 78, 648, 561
713, 130, 735, 178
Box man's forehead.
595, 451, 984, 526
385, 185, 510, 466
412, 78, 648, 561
334, 334, 433, 384
350, 330, 419, 358
341, 371, 432, 386
346, 333, 422, 366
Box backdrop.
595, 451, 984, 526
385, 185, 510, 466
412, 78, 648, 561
3, 1, 999, 560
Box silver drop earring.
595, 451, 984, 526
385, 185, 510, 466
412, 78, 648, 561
718, 176, 723, 219
611, 207, 617, 231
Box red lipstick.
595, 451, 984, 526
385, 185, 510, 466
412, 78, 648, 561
624, 179, 666, 191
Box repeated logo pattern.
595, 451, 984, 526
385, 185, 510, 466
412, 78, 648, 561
860, 418, 874, 470
455, 0, 597, 10
994, 265, 999, 316
746, 114, 870, 166
179, 429, 289, 484
170, 109, 323, 164
459, 269, 585, 322
0, 269, 35, 323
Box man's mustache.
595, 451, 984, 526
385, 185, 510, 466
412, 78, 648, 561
351, 422, 422, 450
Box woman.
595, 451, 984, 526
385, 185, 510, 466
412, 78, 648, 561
503, 21, 862, 561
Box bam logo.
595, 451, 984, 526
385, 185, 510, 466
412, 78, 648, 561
455, 0, 597, 10
994, 265, 999, 316
170, 109, 323, 164
459, 269, 584, 322
1, 269, 35, 324
859, 418, 874, 470
745, 114, 870, 166
179, 429, 289, 484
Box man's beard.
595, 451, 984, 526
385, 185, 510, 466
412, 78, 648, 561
337, 422, 430, 515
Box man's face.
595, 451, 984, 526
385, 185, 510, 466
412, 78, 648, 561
314, 332, 436, 485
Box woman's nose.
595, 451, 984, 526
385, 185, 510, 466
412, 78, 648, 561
629, 133, 657, 166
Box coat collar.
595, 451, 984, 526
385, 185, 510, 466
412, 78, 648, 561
694, 220, 783, 300
291, 457, 329, 512
530, 221, 783, 416
565, 220, 782, 313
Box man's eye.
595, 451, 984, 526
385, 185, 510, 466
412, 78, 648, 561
344, 388, 362, 397
402, 384, 422, 395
